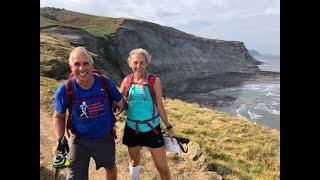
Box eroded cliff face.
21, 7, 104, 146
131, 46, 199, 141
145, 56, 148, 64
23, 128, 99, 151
41, 16, 261, 92
113, 19, 260, 88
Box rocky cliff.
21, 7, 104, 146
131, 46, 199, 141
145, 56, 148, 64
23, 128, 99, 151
116, 19, 260, 75
40, 7, 261, 94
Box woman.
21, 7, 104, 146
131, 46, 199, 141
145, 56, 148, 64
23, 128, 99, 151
120, 48, 176, 180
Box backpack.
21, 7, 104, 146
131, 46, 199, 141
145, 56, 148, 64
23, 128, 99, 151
123, 73, 160, 135
65, 69, 117, 139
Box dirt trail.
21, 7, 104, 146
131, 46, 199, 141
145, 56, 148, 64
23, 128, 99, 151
40, 108, 221, 180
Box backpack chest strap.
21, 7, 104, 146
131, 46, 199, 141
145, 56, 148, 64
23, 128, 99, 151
127, 116, 160, 135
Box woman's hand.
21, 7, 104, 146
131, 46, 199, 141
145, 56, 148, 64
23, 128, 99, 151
167, 129, 176, 138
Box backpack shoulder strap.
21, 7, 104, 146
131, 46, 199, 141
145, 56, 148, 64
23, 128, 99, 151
65, 78, 77, 137
92, 69, 102, 75
97, 75, 111, 102
124, 73, 134, 98
65, 78, 74, 109
147, 73, 157, 106
97, 74, 118, 139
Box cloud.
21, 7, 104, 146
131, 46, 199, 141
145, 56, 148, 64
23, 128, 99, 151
53, 0, 90, 6
40, 0, 280, 54
68, 0, 89, 5
263, 0, 280, 15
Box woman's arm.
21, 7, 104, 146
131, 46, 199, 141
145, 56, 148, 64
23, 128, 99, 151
119, 76, 128, 97
154, 77, 176, 137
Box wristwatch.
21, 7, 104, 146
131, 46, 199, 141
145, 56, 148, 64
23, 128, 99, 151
166, 124, 173, 130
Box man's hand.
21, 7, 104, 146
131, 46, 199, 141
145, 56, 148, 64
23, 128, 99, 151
117, 97, 127, 110
51, 136, 69, 155
51, 142, 59, 155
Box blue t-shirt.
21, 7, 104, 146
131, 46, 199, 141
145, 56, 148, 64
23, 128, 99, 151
54, 74, 122, 139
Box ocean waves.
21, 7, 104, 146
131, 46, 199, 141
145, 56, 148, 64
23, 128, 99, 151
210, 81, 280, 129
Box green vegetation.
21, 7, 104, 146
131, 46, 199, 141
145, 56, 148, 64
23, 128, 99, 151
82, 24, 119, 37
40, 7, 63, 15
40, 16, 59, 29
40, 33, 73, 79
57, 11, 120, 37
40, 7, 121, 38
40, 76, 62, 115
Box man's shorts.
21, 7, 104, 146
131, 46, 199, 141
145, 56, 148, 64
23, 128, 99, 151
122, 123, 165, 148
66, 133, 115, 180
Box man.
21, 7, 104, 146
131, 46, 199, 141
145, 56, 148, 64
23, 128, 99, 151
52, 46, 125, 180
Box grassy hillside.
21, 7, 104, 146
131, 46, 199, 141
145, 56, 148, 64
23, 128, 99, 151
40, 7, 121, 37
40, 16, 59, 29
40, 33, 73, 79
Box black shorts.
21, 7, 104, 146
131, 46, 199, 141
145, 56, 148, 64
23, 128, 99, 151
122, 123, 165, 148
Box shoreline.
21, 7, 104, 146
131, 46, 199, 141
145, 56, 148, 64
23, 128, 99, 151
165, 70, 279, 105
164, 71, 280, 129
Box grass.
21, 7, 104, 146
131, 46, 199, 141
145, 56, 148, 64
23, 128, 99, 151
48, 9, 121, 38
40, 33, 73, 79
40, 78, 279, 179
40, 16, 59, 29
162, 99, 279, 180
40, 76, 62, 116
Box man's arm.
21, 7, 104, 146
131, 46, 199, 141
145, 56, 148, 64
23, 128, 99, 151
53, 111, 66, 140
108, 77, 127, 110
52, 111, 66, 154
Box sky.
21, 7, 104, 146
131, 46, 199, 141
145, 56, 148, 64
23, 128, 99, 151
40, 0, 280, 55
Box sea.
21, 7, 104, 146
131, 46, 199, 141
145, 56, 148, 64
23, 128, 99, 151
209, 55, 280, 130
